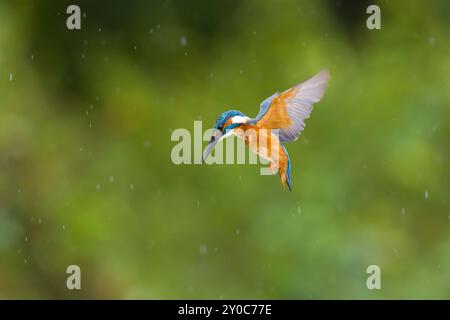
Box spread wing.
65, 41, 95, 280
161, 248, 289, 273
253, 70, 330, 143
253, 92, 279, 122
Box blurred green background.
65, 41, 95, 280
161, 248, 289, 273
0, 0, 449, 299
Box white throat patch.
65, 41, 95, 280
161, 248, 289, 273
231, 115, 250, 124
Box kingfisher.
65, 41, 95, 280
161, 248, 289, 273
202, 70, 330, 191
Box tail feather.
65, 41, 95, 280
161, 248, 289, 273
279, 145, 292, 191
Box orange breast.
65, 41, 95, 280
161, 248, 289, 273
236, 124, 290, 189
237, 124, 287, 166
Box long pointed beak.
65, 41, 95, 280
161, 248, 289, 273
202, 131, 222, 163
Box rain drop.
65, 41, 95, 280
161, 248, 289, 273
180, 36, 187, 47
199, 244, 207, 255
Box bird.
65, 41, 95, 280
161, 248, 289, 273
202, 69, 330, 191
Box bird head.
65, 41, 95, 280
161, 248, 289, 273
202, 110, 248, 163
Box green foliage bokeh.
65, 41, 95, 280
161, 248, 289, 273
0, 0, 449, 299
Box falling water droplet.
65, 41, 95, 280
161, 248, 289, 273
180, 36, 187, 47
199, 244, 207, 255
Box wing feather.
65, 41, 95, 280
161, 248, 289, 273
254, 92, 279, 122
254, 70, 330, 143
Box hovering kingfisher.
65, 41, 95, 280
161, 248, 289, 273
202, 70, 330, 191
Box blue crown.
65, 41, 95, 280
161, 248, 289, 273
214, 110, 246, 129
